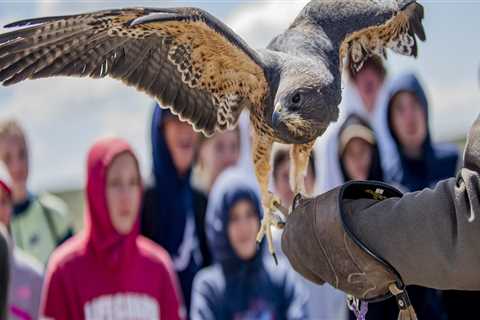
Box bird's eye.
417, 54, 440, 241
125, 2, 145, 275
291, 93, 301, 104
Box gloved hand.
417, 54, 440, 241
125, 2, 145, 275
281, 182, 417, 320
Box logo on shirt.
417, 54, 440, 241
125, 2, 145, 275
84, 293, 160, 320
172, 213, 202, 271
233, 299, 276, 320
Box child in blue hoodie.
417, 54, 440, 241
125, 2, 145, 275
366, 73, 458, 320
141, 105, 210, 316
191, 168, 308, 319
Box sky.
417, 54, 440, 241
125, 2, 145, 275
0, 0, 479, 191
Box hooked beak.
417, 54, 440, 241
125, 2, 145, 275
274, 102, 283, 114
272, 102, 283, 127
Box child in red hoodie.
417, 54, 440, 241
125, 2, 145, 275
41, 137, 184, 320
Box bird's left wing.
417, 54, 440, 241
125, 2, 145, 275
337, 1, 426, 72
285, 1, 426, 73
0, 8, 268, 136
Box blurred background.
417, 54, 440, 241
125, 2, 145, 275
0, 0, 479, 230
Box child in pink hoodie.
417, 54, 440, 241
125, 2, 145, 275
41, 137, 184, 320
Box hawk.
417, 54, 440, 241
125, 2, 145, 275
0, 0, 425, 262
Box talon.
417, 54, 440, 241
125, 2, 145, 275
256, 192, 287, 264
273, 200, 289, 217
272, 212, 286, 229
256, 219, 266, 244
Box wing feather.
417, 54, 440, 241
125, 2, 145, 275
0, 7, 268, 136
340, 2, 426, 72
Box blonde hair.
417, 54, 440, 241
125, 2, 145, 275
0, 119, 25, 142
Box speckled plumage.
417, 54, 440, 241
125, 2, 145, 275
0, 1, 425, 257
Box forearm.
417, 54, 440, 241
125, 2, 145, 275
347, 112, 480, 290
282, 114, 480, 310
346, 172, 480, 290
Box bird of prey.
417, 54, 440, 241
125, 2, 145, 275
0, 0, 425, 262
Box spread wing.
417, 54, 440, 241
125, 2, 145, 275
272, 0, 425, 73
0, 7, 268, 136
339, 1, 426, 72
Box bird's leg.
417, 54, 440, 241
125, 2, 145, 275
290, 141, 315, 200
252, 134, 284, 264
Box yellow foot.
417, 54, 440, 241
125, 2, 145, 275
256, 192, 286, 265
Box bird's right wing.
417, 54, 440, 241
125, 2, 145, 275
0, 8, 268, 136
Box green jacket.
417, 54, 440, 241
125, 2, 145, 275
10, 193, 73, 266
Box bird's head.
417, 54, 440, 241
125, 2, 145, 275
272, 61, 341, 144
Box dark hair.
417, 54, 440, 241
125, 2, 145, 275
348, 55, 387, 82
387, 90, 424, 147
